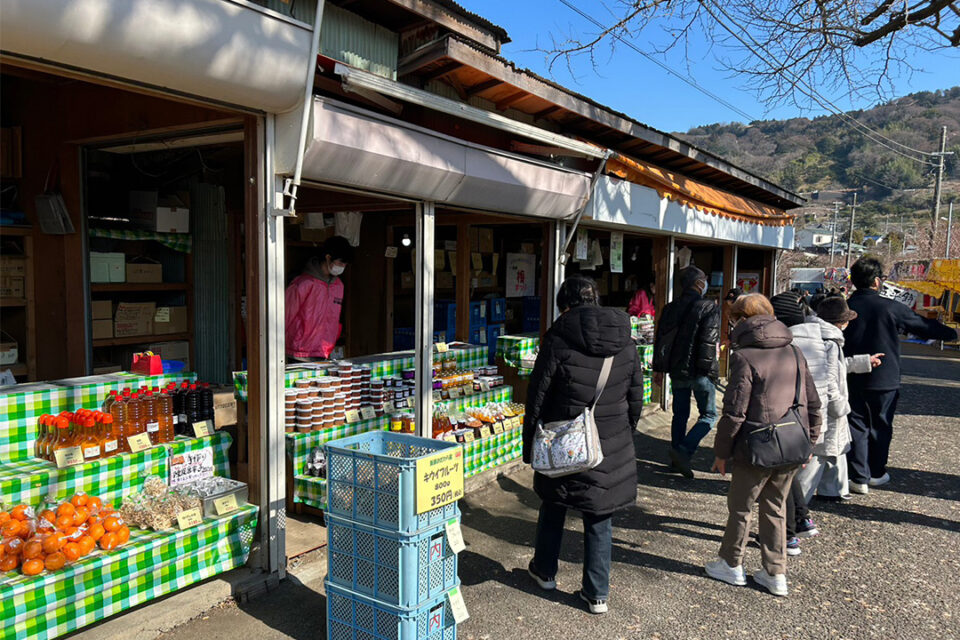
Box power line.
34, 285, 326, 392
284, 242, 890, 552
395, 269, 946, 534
555, 0, 758, 123
701, 0, 940, 167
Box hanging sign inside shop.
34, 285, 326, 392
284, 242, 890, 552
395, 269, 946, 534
435, 250, 446, 270
384, 246, 398, 258
54, 446, 84, 469
506, 253, 536, 298
449, 251, 457, 271
445, 240, 457, 252
169, 447, 215, 487
737, 273, 761, 294
471, 253, 484, 271
880, 281, 919, 308
415, 448, 464, 514
575, 228, 589, 260
610, 232, 624, 274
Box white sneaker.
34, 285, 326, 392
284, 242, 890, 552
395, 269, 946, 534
578, 591, 608, 614
868, 473, 890, 487
849, 482, 869, 495
705, 559, 747, 586
753, 569, 788, 596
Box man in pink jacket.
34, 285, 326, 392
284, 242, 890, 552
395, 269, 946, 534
285, 236, 354, 360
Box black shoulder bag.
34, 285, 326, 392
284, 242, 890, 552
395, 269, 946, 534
742, 346, 812, 469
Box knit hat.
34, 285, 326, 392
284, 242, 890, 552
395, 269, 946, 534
770, 292, 806, 327
816, 296, 858, 324
724, 287, 743, 302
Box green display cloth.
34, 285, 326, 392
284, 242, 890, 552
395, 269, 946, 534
0, 373, 196, 462
0, 505, 258, 640
496, 334, 539, 376
293, 476, 326, 511
232, 345, 488, 401
637, 344, 653, 370
89, 228, 192, 253
463, 427, 522, 478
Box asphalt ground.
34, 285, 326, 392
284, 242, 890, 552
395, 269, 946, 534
154, 344, 960, 640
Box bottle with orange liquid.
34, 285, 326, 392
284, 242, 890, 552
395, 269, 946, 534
111, 391, 129, 453
51, 416, 73, 454
102, 389, 119, 413
100, 413, 119, 458
126, 392, 144, 440
80, 416, 101, 462
142, 389, 161, 445
34, 415, 50, 459
157, 390, 175, 444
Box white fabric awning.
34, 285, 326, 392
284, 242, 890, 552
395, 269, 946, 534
300, 97, 593, 219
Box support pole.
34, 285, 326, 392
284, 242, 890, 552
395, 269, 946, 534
414, 202, 435, 438
932, 125, 947, 237
845, 192, 858, 269
947, 202, 955, 260
830, 202, 839, 265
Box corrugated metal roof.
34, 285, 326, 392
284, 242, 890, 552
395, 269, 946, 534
430, 0, 510, 43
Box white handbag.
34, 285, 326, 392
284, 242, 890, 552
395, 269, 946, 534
531, 356, 613, 478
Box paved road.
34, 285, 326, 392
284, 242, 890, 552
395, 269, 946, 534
156, 344, 960, 640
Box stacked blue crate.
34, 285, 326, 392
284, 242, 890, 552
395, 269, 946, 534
324, 431, 466, 640
522, 296, 541, 333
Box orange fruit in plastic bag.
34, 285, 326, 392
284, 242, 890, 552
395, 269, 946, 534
44, 552, 66, 571
1, 520, 21, 538
42, 532, 65, 554
72, 507, 89, 527
70, 494, 88, 508
77, 536, 96, 556
56, 503, 75, 518
5, 537, 23, 556
102, 516, 121, 533
115, 526, 130, 545
21, 558, 43, 576
40, 510, 56, 525
0, 555, 18, 572
86, 496, 103, 513
56, 515, 74, 530
11, 505, 29, 521
21, 540, 43, 560
99, 532, 118, 551
62, 543, 82, 562
0, 511, 10, 524
87, 523, 105, 542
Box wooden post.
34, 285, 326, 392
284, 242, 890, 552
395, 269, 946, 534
243, 116, 262, 511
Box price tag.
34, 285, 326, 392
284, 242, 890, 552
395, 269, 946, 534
432, 390, 443, 402
384, 246, 398, 258
345, 410, 361, 424
177, 508, 203, 530
445, 519, 466, 554
448, 387, 462, 399
512, 417, 523, 430
492, 421, 504, 435
127, 433, 152, 453
213, 493, 239, 516
360, 406, 376, 420
479, 381, 490, 392
447, 587, 469, 624
463, 385, 474, 396
442, 433, 458, 443
53, 446, 84, 468
193, 420, 213, 438
436, 342, 449, 353
461, 431, 475, 443
478, 426, 492, 439
384, 401, 396, 413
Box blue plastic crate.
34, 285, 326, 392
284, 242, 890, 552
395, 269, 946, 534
325, 431, 462, 535
468, 302, 485, 328
327, 581, 457, 640
486, 297, 506, 323
327, 514, 459, 607
434, 302, 456, 332
394, 328, 415, 350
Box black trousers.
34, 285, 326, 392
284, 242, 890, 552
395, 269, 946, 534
785, 476, 809, 538
846, 388, 900, 483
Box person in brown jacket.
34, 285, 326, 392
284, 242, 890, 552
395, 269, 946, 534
704, 294, 822, 597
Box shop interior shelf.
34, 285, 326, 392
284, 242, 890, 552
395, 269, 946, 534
0, 504, 258, 640
90, 283, 188, 293
4, 363, 28, 376
93, 332, 190, 348
0, 297, 26, 307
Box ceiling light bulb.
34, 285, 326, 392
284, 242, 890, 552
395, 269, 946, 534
401, 234, 412, 247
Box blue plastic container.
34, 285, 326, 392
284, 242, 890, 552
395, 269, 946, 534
486, 297, 506, 323
327, 514, 459, 608
394, 328, 415, 350
326, 581, 457, 640
325, 431, 462, 535
468, 302, 485, 328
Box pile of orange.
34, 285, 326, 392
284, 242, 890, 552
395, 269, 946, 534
0, 493, 131, 576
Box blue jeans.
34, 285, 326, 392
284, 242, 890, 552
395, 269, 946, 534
532, 502, 612, 600
671, 375, 719, 457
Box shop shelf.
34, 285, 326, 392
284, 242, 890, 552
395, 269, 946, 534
327, 513, 459, 608
325, 431, 461, 535
0, 297, 26, 308
93, 332, 190, 348
326, 580, 457, 640
90, 282, 188, 293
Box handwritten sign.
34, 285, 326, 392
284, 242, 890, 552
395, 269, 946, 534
492, 421, 504, 435
881, 281, 919, 308
169, 447, 215, 487
448, 387, 462, 399
192, 420, 213, 438
436, 342, 449, 353
429, 533, 445, 563
506, 253, 536, 298
448, 587, 469, 624
461, 431, 475, 443
213, 493, 238, 516
445, 519, 466, 554
415, 448, 464, 514
127, 433, 152, 453
345, 410, 361, 424
177, 508, 203, 530
428, 604, 445, 636
360, 406, 376, 420
54, 447, 83, 468
471, 252, 483, 271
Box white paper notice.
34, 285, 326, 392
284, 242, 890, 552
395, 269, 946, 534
169, 447, 215, 486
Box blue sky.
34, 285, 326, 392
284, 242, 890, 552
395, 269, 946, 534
458, 0, 960, 133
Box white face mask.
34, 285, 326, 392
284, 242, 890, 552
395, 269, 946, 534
329, 264, 345, 277
698, 281, 708, 296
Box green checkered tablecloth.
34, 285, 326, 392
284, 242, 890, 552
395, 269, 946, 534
293, 476, 327, 511
165, 431, 232, 479
464, 428, 522, 478
0, 505, 257, 640
0, 373, 196, 462
496, 334, 539, 376
88, 228, 192, 253
232, 345, 489, 401
636, 344, 653, 371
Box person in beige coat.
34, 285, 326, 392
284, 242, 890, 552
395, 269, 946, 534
704, 294, 822, 597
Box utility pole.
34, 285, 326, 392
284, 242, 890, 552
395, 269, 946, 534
830, 202, 840, 265
845, 192, 858, 269
932, 126, 947, 235
900, 209, 905, 256
948, 202, 955, 260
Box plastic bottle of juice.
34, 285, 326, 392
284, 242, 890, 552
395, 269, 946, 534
43, 415, 58, 460
111, 392, 129, 453
34, 415, 49, 459
51, 416, 73, 454
102, 389, 118, 413
142, 389, 161, 445
157, 390, 175, 443
127, 392, 144, 439
100, 413, 119, 458
185, 383, 200, 427
80, 416, 101, 461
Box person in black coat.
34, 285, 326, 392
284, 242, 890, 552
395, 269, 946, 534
522, 274, 644, 615
843, 257, 958, 493
651, 266, 720, 478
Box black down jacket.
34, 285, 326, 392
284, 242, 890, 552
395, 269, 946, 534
652, 289, 720, 380
522, 306, 644, 515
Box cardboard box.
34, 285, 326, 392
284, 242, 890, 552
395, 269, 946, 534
299, 225, 333, 243
0, 256, 25, 277
91, 300, 113, 320
126, 262, 163, 283
0, 276, 24, 298
91, 319, 113, 340
90, 252, 125, 283
155, 207, 190, 233
114, 302, 156, 337
154, 306, 188, 335
148, 340, 190, 368
478, 228, 494, 253
213, 386, 238, 428
129, 191, 190, 233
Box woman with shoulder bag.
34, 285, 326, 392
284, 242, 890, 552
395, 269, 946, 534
522, 275, 644, 614
704, 294, 822, 597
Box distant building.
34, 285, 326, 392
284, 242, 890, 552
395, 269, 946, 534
795, 227, 835, 250
809, 190, 848, 203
